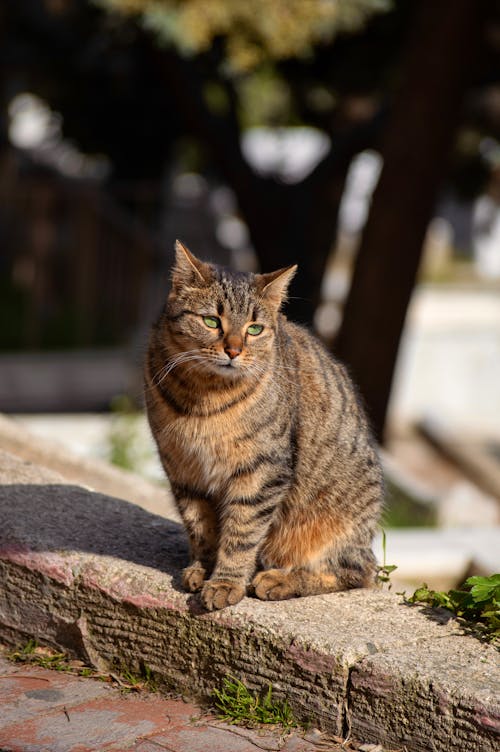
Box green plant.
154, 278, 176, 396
119, 663, 158, 693
383, 474, 437, 528
8, 639, 37, 659
8, 640, 73, 671
213, 676, 297, 729
407, 574, 500, 643
376, 528, 398, 587
107, 394, 143, 471
4, 640, 160, 689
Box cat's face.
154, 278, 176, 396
164, 241, 296, 380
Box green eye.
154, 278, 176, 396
203, 316, 220, 329
247, 323, 264, 336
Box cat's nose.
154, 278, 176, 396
224, 335, 243, 359
224, 345, 242, 360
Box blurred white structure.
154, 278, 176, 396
241, 127, 330, 183
338, 150, 382, 236
474, 195, 500, 279
389, 286, 500, 436
8, 91, 109, 179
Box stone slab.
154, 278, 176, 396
0, 449, 499, 752
0, 658, 113, 726
0, 694, 173, 751
0, 412, 177, 518
349, 635, 499, 751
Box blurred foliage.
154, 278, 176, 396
236, 66, 298, 128
107, 394, 144, 471
97, 0, 391, 71
383, 473, 437, 528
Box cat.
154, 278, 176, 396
144, 240, 383, 611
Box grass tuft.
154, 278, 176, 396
7, 640, 76, 672
118, 663, 158, 693
213, 675, 297, 729
4, 640, 159, 688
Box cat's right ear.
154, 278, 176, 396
172, 240, 212, 287
257, 264, 298, 309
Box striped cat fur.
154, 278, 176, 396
144, 240, 383, 610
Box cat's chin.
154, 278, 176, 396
211, 361, 246, 379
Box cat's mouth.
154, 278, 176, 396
213, 358, 243, 375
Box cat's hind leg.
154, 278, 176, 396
333, 544, 378, 589
252, 568, 339, 600
254, 498, 378, 600
252, 545, 377, 601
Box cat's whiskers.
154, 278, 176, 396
182, 359, 216, 378
152, 349, 206, 384
145, 354, 207, 396
163, 350, 206, 372
275, 342, 319, 376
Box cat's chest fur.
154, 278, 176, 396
151, 388, 260, 494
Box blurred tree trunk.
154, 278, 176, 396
238, 117, 379, 323
334, 0, 485, 442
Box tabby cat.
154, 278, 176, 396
144, 240, 383, 611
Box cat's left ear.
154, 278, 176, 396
257, 264, 298, 308
172, 240, 212, 287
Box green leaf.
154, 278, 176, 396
467, 577, 500, 605
407, 574, 500, 643
466, 574, 500, 587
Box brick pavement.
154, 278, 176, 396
0, 656, 330, 752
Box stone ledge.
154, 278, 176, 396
0, 413, 176, 518
0, 448, 498, 752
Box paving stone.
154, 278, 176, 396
132, 742, 174, 752
0, 663, 113, 725
0, 695, 174, 752
148, 721, 322, 752
148, 725, 268, 752
0, 655, 19, 674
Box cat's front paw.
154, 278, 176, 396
201, 579, 246, 610
252, 569, 295, 600
182, 564, 207, 593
